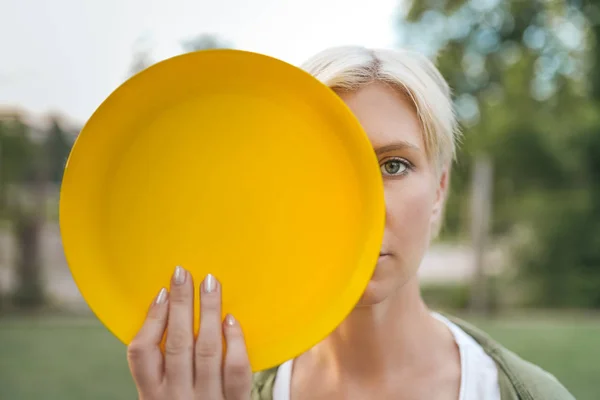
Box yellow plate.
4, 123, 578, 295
59, 49, 384, 372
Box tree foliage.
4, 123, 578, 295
181, 33, 233, 52
400, 0, 600, 307
44, 118, 73, 184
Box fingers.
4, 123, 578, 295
128, 269, 250, 400
164, 266, 195, 390
194, 274, 223, 398
127, 287, 169, 394
223, 314, 252, 400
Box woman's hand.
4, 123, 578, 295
127, 266, 252, 400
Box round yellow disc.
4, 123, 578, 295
59, 49, 385, 372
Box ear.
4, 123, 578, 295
431, 166, 450, 227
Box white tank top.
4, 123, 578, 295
272, 312, 501, 400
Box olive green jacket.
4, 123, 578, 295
251, 315, 575, 400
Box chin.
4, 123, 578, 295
354, 255, 413, 307
355, 265, 396, 306
356, 280, 391, 306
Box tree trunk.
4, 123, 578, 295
469, 153, 494, 315
11, 205, 45, 309
12, 149, 48, 310
0, 140, 3, 312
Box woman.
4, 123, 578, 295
126, 46, 575, 400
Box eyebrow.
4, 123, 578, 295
374, 141, 421, 155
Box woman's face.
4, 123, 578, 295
337, 82, 448, 306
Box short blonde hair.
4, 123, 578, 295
300, 45, 460, 174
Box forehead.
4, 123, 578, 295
336, 82, 424, 151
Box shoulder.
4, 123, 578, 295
496, 345, 575, 400
445, 314, 575, 400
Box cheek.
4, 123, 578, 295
384, 179, 435, 249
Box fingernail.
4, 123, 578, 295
155, 287, 168, 305
174, 265, 186, 285
202, 273, 217, 293
225, 314, 236, 326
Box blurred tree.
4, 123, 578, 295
513, 0, 600, 308
130, 49, 154, 75
129, 35, 156, 76
0, 117, 37, 215
0, 115, 46, 310
582, 0, 600, 98
10, 203, 45, 309
128, 33, 232, 78
401, 0, 591, 236
400, 0, 600, 309
44, 117, 73, 184
180, 33, 233, 52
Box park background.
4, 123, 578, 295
1, 0, 600, 398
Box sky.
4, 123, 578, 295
0, 0, 403, 125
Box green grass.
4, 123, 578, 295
472, 313, 600, 400
0, 316, 137, 400
0, 312, 598, 399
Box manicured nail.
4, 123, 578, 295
174, 265, 186, 285
225, 314, 236, 326
155, 287, 168, 305
202, 273, 216, 293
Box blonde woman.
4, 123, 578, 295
126, 46, 574, 400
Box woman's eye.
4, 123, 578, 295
381, 158, 410, 176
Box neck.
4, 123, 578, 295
309, 276, 453, 381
